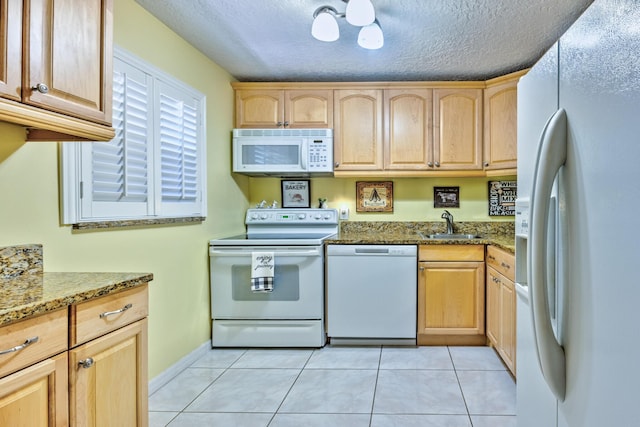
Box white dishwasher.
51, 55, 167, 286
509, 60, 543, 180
326, 245, 417, 345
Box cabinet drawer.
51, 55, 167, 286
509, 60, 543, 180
486, 245, 515, 281
70, 285, 148, 347
0, 309, 68, 378
419, 245, 484, 261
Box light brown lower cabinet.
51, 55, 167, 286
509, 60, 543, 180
418, 245, 485, 345
0, 283, 149, 427
69, 319, 148, 426
486, 245, 516, 375
0, 352, 69, 426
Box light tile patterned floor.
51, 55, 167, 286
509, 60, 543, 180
149, 346, 516, 427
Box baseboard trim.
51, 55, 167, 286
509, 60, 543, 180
148, 340, 211, 395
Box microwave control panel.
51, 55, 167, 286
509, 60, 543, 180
307, 138, 333, 171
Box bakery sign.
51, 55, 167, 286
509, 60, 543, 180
488, 181, 517, 216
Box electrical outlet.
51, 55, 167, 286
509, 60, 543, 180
339, 207, 349, 220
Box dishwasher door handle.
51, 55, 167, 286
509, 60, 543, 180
354, 248, 390, 254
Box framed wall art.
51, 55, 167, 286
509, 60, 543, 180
356, 181, 393, 212
488, 180, 517, 216
281, 180, 310, 208
434, 186, 460, 208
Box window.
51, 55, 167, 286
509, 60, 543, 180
61, 47, 207, 225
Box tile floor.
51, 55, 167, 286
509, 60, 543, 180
149, 346, 516, 427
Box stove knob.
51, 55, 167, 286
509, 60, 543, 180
298, 214, 306, 219
314, 214, 321, 220
260, 214, 268, 220
250, 213, 258, 220
324, 214, 331, 220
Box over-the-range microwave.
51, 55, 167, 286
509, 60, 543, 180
232, 128, 333, 177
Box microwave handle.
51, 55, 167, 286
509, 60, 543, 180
300, 140, 307, 169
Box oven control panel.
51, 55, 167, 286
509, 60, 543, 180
246, 208, 338, 224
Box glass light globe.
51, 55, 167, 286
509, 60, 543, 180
358, 20, 384, 49
312, 11, 340, 42
346, 0, 375, 27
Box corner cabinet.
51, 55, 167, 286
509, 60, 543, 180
486, 245, 516, 375
0, 0, 114, 141
233, 86, 333, 129
0, 284, 149, 426
418, 245, 485, 345
483, 70, 526, 175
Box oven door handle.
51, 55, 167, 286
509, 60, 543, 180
209, 249, 322, 257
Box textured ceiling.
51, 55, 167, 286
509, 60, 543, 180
134, 0, 594, 82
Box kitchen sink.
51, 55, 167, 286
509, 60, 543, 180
417, 232, 481, 240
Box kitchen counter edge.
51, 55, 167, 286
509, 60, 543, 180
325, 234, 515, 254
0, 272, 154, 327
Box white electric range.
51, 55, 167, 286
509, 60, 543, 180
208, 208, 338, 347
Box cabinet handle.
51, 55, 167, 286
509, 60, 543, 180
283, 121, 289, 127
335, 162, 340, 168
419, 266, 425, 271
99, 303, 133, 319
501, 262, 511, 269
435, 161, 440, 167
78, 358, 94, 369
428, 162, 434, 167
487, 255, 496, 261
484, 162, 490, 167
492, 276, 502, 284
0, 336, 39, 355
31, 83, 49, 94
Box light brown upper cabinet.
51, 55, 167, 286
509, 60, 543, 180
234, 87, 333, 128
384, 89, 433, 170
483, 71, 525, 175
0, 0, 114, 141
433, 88, 483, 171
333, 89, 384, 171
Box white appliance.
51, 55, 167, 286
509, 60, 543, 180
326, 245, 417, 345
516, 1, 640, 426
209, 208, 338, 347
232, 128, 333, 176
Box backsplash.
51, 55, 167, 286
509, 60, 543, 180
0, 244, 43, 279
340, 221, 515, 237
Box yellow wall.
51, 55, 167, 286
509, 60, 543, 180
249, 176, 516, 221
0, 0, 249, 379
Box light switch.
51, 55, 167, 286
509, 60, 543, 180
339, 207, 349, 220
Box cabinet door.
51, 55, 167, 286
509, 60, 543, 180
433, 88, 483, 170
235, 89, 284, 127
285, 89, 333, 128
0, 0, 21, 101
500, 277, 516, 373
418, 261, 485, 335
0, 352, 68, 427
384, 89, 433, 170
334, 89, 383, 171
24, 0, 113, 124
484, 79, 518, 171
69, 319, 148, 427
486, 267, 501, 347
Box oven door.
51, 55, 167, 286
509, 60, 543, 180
209, 245, 324, 319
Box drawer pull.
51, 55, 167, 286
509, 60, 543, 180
0, 336, 39, 355
78, 358, 94, 369
487, 255, 496, 261
99, 303, 133, 319
31, 83, 49, 94
501, 262, 511, 269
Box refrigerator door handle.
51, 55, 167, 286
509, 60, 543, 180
528, 108, 567, 401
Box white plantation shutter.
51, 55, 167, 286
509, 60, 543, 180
155, 80, 203, 216
60, 46, 206, 224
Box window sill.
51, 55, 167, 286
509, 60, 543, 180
71, 216, 205, 231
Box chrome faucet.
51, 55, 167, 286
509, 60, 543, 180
441, 210, 454, 234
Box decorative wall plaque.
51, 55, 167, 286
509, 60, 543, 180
356, 181, 393, 212
488, 180, 517, 216
434, 187, 460, 208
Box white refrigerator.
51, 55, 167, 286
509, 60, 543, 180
515, 1, 640, 426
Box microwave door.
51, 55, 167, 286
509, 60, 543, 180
236, 139, 304, 173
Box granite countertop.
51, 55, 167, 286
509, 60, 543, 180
325, 221, 515, 254
0, 244, 153, 327
0, 272, 153, 327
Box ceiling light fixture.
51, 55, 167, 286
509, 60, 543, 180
311, 0, 383, 49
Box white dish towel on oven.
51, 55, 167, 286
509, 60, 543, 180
251, 252, 274, 292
